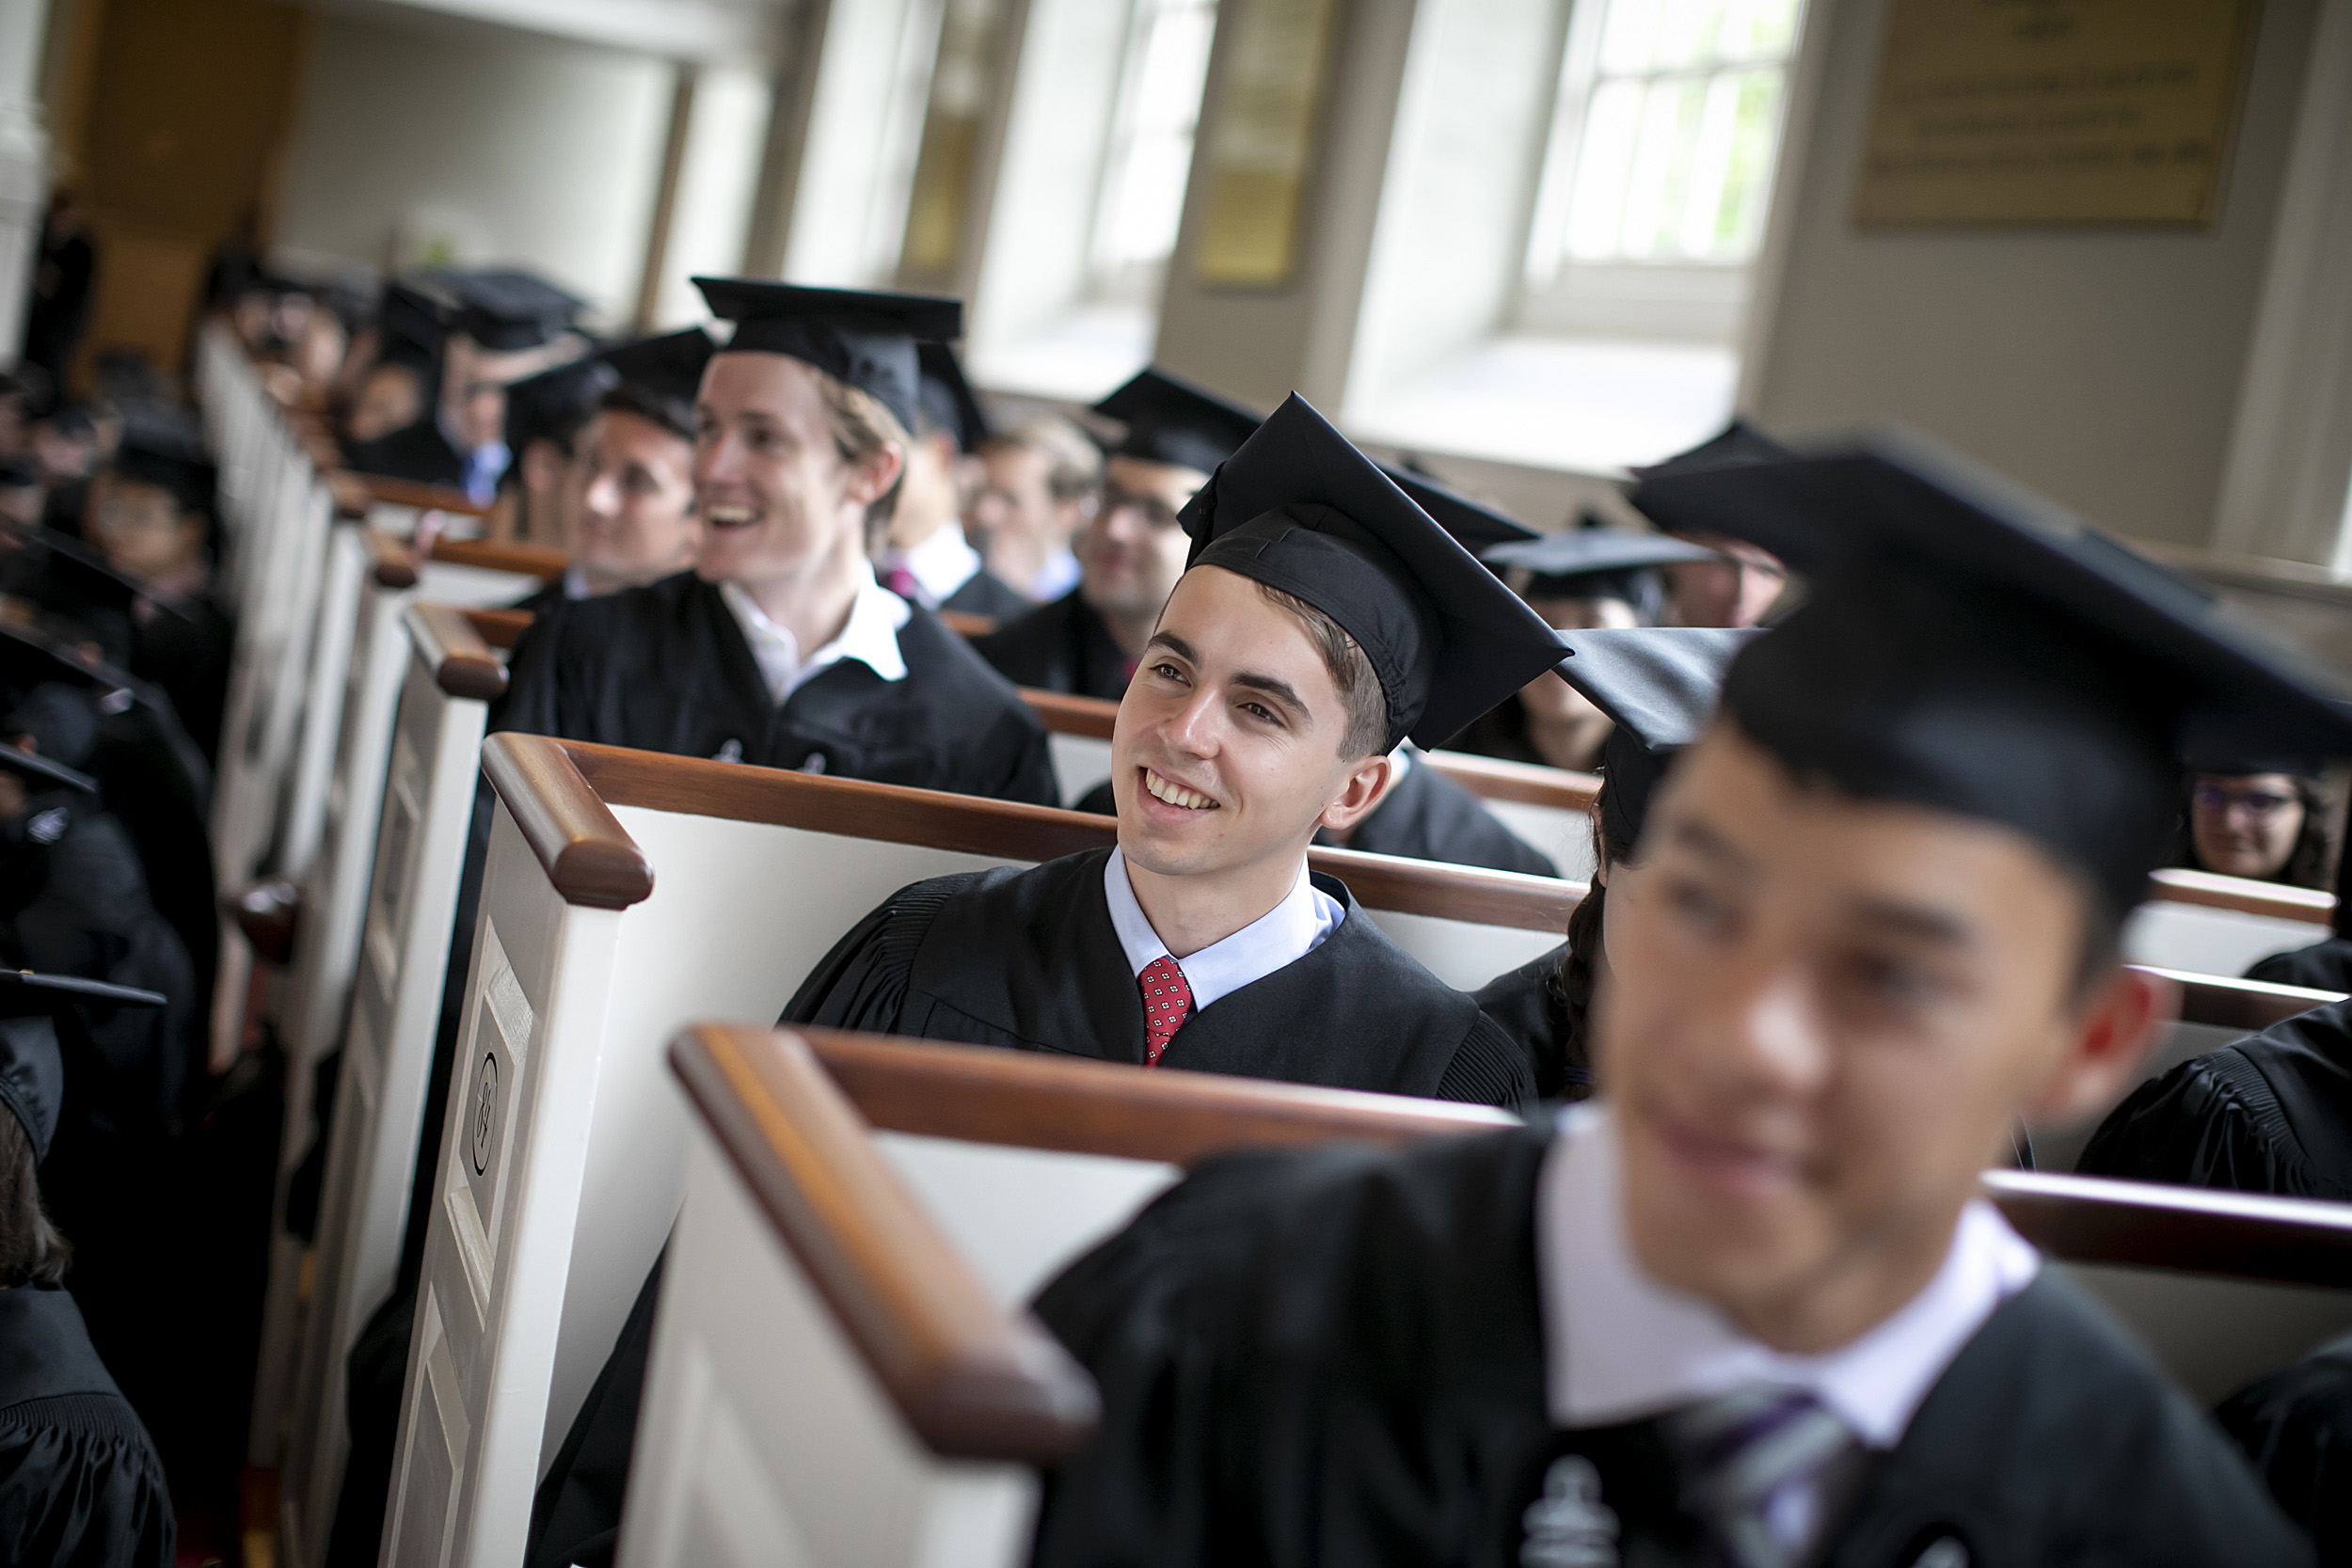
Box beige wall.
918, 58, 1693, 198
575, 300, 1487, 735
273, 7, 671, 321
1748, 0, 2320, 547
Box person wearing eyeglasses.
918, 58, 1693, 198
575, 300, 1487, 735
2183, 768, 2333, 887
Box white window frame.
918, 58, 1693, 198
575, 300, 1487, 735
1518, 0, 1805, 346
1078, 0, 1220, 311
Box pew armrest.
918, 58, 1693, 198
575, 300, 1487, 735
1986, 1170, 2352, 1289
671, 1023, 1100, 1461
406, 604, 508, 700
2140, 966, 2344, 1033
2146, 865, 2334, 925
480, 733, 656, 910
465, 607, 533, 651
1421, 749, 1602, 812
368, 528, 420, 589
430, 535, 568, 580
1019, 689, 1118, 740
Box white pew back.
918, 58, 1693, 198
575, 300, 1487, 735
628, 1026, 2352, 1566
2126, 870, 2333, 976
382, 736, 1575, 1568
269, 607, 510, 1567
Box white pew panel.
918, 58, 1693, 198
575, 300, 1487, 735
2125, 896, 2329, 978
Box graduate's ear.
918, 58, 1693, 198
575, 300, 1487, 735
1317, 751, 1396, 834
2019, 964, 2175, 1128
843, 436, 905, 510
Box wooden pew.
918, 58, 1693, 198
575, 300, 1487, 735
258, 605, 513, 1564
377, 735, 1569, 1568
372, 732, 2332, 1568
619, 1023, 2352, 1565
2129, 868, 2334, 976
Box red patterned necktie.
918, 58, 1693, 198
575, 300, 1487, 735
1137, 955, 1193, 1068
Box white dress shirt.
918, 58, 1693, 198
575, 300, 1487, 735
719, 563, 911, 705
882, 523, 986, 608
1537, 1102, 2037, 1558
1101, 847, 1344, 1012
1025, 546, 1081, 602
1540, 1104, 2038, 1445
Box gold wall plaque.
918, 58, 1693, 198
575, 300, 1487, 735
1192, 0, 1340, 288
1854, 0, 2260, 229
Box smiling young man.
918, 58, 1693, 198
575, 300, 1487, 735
492, 278, 1054, 800
1024, 436, 2337, 1568
974, 367, 1259, 701
520, 393, 1571, 1568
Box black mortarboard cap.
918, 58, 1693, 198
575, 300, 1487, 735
915, 341, 989, 452
0, 743, 97, 796
601, 327, 715, 409
1557, 627, 1760, 849
112, 411, 216, 516
693, 277, 961, 433
446, 269, 587, 352
1484, 517, 1722, 615
1179, 394, 1568, 752
501, 356, 617, 456
378, 279, 448, 368
1629, 417, 1796, 483
0, 970, 165, 1161
1377, 466, 1537, 555
1630, 428, 2352, 920
1, 529, 191, 628
1093, 368, 1261, 474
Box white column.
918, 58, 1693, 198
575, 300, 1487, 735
2202, 0, 2352, 568
0, 0, 54, 366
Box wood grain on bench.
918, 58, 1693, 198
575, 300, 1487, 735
669, 1023, 1099, 1461
2145, 867, 2334, 926
405, 604, 508, 701
359, 474, 493, 518
1984, 1171, 2352, 1289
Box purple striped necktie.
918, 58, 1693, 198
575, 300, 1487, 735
1662, 1386, 1855, 1568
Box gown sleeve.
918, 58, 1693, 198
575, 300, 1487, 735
2244, 938, 2352, 994
1432, 1008, 1536, 1110
0, 1395, 176, 1568
488, 598, 574, 740
1473, 943, 1582, 1101
778, 874, 979, 1030
2074, 1050, 2328, 1194
2216, 1334, 2352, 1564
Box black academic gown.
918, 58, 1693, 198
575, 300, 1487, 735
968, 589, 1132, 702
788, 847, 1530, 1103
1320, 760, 1559, 879
940, 566, 1030, 624
2217, 1331, 2352, 1560
343, 417, 467, 488
523, 847, 1532, 1568
507, 577, 573, 620
2076, 997, 2352, 1197
2246, 938, 2352, 995
127, 594, 233, 766
495, 570, 1057, 799
1029, 1124, 2310, 1568
0, 1286, 174, 1568
1473, 942, 1593, 1102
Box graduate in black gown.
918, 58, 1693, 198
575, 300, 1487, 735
345, 270, 587, 502
2217, 1331, 2352, 1562
493, 279, 1054, 798
330, 282, 1057, 1568
972, 367, 1258, 701
0, 978, 173, 1568
500, 352, 615, 562
524, 393, 1574, 1568
1474, 627, 1757, 1097
1025, 433, 2334, 1567
875, 341, 1027, 621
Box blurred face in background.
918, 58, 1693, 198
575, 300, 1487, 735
1077, 455, 1201, 652
347, 362, 423, 445
2189, 772, 2307, 881
567, 407, 700, 594
971, 437, 1094, 594
441, 335, 578, 454
1668, 533, 1788, 628
885, 428, 971, 552
89, 474, 204, 581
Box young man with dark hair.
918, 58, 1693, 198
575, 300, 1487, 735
974, 367, 1256, 700
523, 393, 1573, 1568
971, 410, 1101, 601
1025, 434, 2338, 1567
876, 341, 1029, 620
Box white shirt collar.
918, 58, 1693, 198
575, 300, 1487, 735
719, 563, 911, 705
1025, 546, 1081, 602
882, 523, 985, 607
1539, 1103, 2039, 1449
1100, 847, 1344, 1012
561, 565, 592, 601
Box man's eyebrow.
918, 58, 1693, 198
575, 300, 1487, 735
1847, 897, 1979, 952
1144, 631, 1196, 663
1229, 670, 1311, 719
1666, 814, 1753, 872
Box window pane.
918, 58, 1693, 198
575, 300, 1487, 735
1089, 0, 1219, 289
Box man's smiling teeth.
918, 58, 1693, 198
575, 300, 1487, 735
1144, 768, 1217, 811
707, 506, 755, 528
